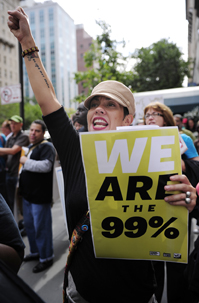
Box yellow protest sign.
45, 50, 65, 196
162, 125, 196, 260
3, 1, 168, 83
80, 127, 188, 263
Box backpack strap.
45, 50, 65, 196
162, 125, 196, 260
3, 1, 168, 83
26, 140, 48, 157
63, 211, 90, 303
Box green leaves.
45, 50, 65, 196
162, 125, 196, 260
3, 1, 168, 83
0, 97, 42, 130
74, 24, 191, 104
130, 39, 191, 91
73, 21, 132, 103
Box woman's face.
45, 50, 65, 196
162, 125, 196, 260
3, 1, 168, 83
188, 119, 194, 129
87, 96, 132, 131
145, 108, 166, 127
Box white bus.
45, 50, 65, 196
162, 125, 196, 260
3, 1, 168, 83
133, 86, 199, 123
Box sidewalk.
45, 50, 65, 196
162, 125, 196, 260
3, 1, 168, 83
18, 198, 69, 303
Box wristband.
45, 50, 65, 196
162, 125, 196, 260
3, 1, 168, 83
22, 46, 39, 57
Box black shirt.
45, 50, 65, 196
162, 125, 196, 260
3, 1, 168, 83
19, 141, 55, 204
44, 107, 156, 303
0, 194, 25, 261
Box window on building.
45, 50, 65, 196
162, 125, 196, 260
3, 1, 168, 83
10, 71, 12, 79
1, 15, 4, 24
50, 42, 55, 50
4, 56, 6, 64
40, 28, 45, 38
25, 85, 29, 97
48, 7, 54, 21
30, 12, 35, 24
51, 55, 55, 61
4, 69, 7, 77
41, 44, 46, 56
49, 27, 54, 36
39, 10, 44, 23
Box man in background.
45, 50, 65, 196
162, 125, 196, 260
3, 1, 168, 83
72, 102, 88, 132
19, 120, 55, 273
1, 120, 12, 140
0, 115, 29, 212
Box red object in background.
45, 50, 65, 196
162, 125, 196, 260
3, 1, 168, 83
196, 183, 199, 195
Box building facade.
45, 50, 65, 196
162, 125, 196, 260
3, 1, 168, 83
186, 0, 199, 85
76, 24, 93, 95
0, 0, 20, 89
20, 0, 78, 109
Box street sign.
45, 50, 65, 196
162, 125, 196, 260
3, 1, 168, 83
0, 84, 21, 105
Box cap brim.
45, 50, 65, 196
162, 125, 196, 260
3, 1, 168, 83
84, 92, 126, 109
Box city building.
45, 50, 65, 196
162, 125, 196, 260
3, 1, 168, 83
186, 0, 199, 85
0, 0, 20, 89
20, 0, 78, 109
76, 24, 93, 95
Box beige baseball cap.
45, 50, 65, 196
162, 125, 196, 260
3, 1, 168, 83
84, 80, 135, 116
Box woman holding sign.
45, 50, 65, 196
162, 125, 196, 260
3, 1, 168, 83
7, 8, 197, 303
144, 102, 199, 303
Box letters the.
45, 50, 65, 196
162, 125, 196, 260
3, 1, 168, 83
122, 205, 129, 212
148, 205, 156, 212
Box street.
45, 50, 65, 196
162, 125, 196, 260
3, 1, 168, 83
18, 199, 69, 303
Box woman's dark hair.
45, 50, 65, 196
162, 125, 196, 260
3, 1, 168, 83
123, 107, 129, 119
187, 117, 196, 132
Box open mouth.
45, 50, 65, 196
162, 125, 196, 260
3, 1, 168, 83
93, 118, 108, 129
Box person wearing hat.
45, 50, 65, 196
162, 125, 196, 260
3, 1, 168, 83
7, 7, 197, 303
0, 114, 29, 213
174, 114, 196, 142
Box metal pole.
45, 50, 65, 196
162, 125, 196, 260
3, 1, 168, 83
18, 42, 25, 130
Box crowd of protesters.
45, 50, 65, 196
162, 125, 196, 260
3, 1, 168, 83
1, 5, 199, 303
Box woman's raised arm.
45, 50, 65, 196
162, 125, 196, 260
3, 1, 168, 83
7, 7, 61, 116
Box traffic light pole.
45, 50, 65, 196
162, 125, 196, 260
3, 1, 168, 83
18, 42, 25, 130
